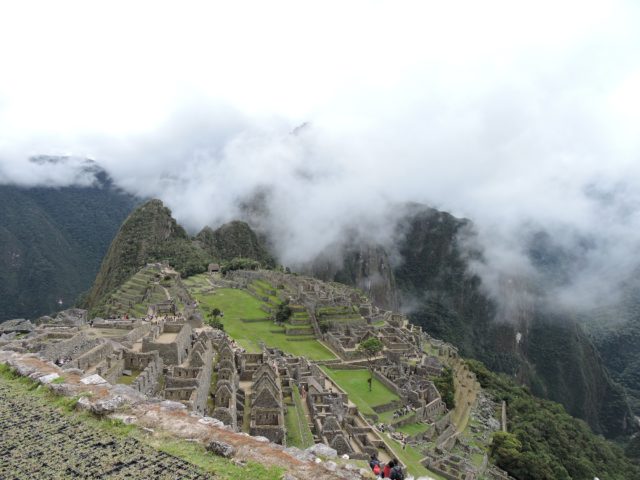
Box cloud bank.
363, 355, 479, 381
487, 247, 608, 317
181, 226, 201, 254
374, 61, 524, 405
1, 0, 640, 313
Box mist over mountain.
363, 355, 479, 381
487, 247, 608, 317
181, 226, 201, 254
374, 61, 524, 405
0, 160, 137, 320
2, 0, 640, 467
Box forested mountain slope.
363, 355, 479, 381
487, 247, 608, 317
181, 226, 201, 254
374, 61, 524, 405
0, 183, 136, 320
309, 204, 636, 439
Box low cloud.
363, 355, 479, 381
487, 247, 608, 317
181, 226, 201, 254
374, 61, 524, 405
1, 1, 640, 315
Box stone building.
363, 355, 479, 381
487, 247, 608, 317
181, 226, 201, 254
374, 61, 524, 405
249, 363, 285, 444
212, 341, 244, 429
163, 332, 214, 414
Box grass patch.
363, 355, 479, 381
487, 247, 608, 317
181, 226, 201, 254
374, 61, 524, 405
395, 422, 431, 436
251, 280, 281, 304
153, 437, 284, 480
285, 387, 314, 448
117, 370, 141, 385
186, 278, 335, 361
386, 436, 445, 479
320, 367, 399, 415
197, 286, 270, 321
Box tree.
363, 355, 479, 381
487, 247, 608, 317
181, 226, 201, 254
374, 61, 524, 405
206, 307, 224, 330
357, 337, 384, 391
220, 257, 261, 274
490, 432, 522, 472
433, 366, 456, 409
275, 300, 292, 324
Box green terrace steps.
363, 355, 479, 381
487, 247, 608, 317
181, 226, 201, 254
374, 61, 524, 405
284, 326, 314, 336
316, 305, 366, 325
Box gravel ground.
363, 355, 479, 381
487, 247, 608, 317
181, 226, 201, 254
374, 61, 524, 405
0, 378, 209, 480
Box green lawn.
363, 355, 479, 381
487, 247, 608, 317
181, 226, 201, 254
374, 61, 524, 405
395, 422, 431, 436
251, 280, 281, 304
185, 280, 335, 361
198, 288, 269, 321
320, 368, 399, 415
378, 409, 421, 424
285, 388, 314, 448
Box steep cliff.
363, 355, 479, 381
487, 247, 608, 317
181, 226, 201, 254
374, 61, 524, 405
393, 204, 635, 438
584, 280, 640, 416
308, 243, 399, 310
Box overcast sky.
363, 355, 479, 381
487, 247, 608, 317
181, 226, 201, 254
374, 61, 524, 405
1, 1, 640, 311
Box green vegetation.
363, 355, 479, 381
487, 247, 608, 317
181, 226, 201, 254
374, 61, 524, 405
117, 370, 141, 385
206, 307, 224, 330
395, 422, 431, 436
220, 257, 261, 274
285, 387, 314, 448
386, 436, 445, 480
251, 279, 281, 304
85, 200, 210, 309
154, 438, 284, 480
0, 183, 136, 321
197, 287, 271, 322
585, 296, 640, 418
467, 359, 640, 480
195, 221, 274, 267
275, 300, 292, 324
433, 366, 455, 409
395, 205, 634, 439
320, 367, 398, 416
357, 337, 384, 391
186, 279, 335, 360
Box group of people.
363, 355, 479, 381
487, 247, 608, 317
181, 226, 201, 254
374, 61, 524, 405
392, 405, 413, 419
369, 454, 405, 479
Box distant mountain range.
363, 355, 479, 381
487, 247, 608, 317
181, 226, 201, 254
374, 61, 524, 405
1, 179, 638, 447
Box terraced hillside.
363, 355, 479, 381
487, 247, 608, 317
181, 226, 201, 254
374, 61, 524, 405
95, 264, 189, 318
0, 375, 209, 479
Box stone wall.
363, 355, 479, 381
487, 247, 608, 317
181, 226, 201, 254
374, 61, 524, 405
188, 340, 214, 414
127, 351, 163, 396
123, 324, 153, 344
74, 342, 113, 371
132, 361, 163, 396
142, 323, 192, 365
372, 370, 402, 396
419, 398, 448, 422
97, 352, 125, 384
40, 333, 99, 363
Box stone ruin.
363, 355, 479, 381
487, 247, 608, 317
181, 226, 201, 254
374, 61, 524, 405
376, 358, 448, 423
163, 332, 215, 414
0, 268, 504, 479
212, 340, 244, 429
323, 319, 423, 361
249, 362, 285, 444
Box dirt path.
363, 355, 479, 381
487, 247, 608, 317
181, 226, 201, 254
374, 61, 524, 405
161, 285, 171, 300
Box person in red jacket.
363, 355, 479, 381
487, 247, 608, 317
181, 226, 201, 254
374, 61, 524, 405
383, 459, 395, 478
